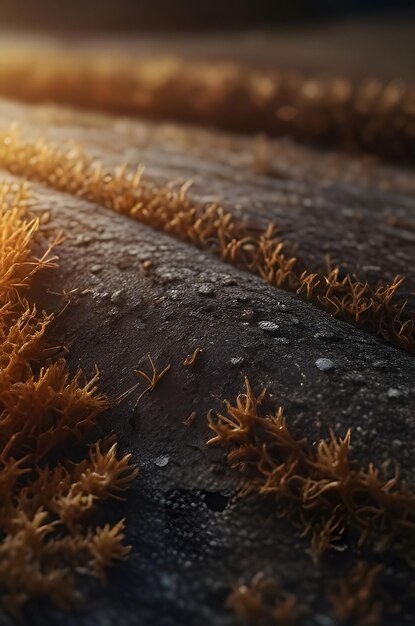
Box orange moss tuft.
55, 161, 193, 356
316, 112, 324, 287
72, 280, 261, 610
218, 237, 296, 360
0, 181, 58, 297
0, 182, 138, 615
208, 378, 415, 565
328, 561, 385, 625
226, 573, 302, 625
0, 128, 412, 349
0, 49, 413, 159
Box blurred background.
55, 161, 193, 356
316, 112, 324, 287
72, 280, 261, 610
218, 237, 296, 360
0, 0, 414, 31
0, 0, 413, 160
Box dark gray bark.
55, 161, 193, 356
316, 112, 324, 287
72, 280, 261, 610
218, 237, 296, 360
3, 176, 411, 626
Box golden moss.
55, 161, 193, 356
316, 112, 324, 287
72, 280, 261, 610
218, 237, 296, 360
328, 562, 385, 625
226, 573, 302, 625
0, 181, 58, 297
207, 378, 415, 565
0, 128, 413, 349
0, 182, 138, 615
227, 564, 390, 625
0, 48, 413, 159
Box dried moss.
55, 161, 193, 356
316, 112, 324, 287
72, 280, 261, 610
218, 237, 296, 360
0, 182, 138, 615
0, 49, 413, 159
208, 378, 415, 565
328, 562, 386, 626
226, 563, 390, 625
0, 128, 413, 350
226, 573, 304, 626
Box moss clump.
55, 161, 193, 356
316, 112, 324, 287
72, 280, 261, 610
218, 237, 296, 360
208, 378, 415, 565
0, 182, 138, 616
0, 128, 413, 350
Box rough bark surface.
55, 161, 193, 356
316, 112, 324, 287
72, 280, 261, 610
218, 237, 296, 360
0, 62, 414, 625
0, 174, 412, 625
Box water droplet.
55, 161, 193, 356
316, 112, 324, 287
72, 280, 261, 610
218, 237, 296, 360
230, 357, 245, 367
198, 283, 215, 296
154, 455, 170, 467
240, 308, 255, 321
110, 289, 125, 304
387, 388, 402, 400
258, 320, 279, 334
315, 358, 335, 372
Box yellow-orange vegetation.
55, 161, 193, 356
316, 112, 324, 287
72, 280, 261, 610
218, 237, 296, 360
327, 561, 385, 626
207, 378, 415, 565
0, 126, 413, 350
226, 573, 302, 625
0, 181, 138, 616
0, 48, 413, 160
226, 563, 387, 625
115, 353, 171, 405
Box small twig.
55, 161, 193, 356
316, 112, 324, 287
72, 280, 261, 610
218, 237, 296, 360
114, 354, 171, 407
183, 347, 203, 367
183, 411, 197, 427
